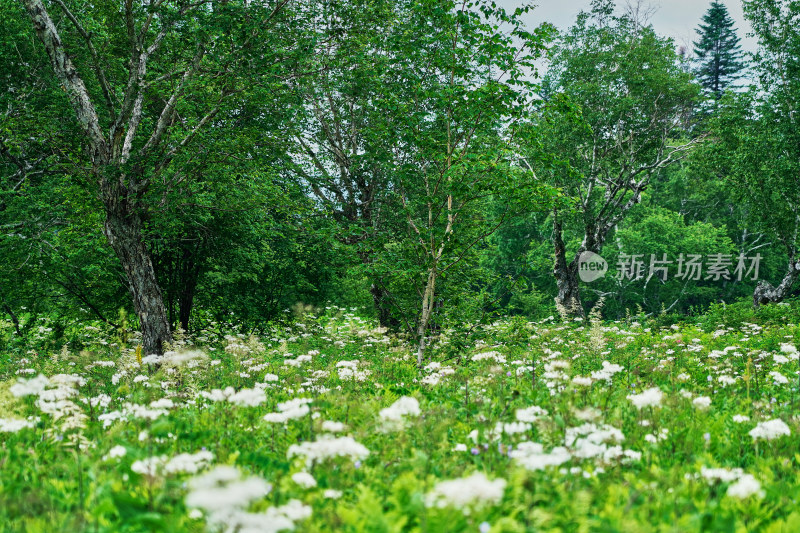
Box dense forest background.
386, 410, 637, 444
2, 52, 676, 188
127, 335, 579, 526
2, 0, 799, 359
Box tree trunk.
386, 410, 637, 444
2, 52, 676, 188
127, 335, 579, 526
416, 268, 437, 365
369, 282, 397, 329
553, 218, 585, 318
21, 0, 171, 354
356, 250, 397, 329
1, 296, 21, 336
178, 255, 200, 332
104, 209, 171, 355
554, 260, 584, 319
178, 291, 194, 332
753, 258, 800, 307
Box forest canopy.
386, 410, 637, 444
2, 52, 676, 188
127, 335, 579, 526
1, 0, 798, 356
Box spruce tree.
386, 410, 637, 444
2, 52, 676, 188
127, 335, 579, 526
693, 1, 745, 98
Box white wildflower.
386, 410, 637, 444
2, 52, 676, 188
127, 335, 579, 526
0, 417, 37, 433
321, 420, 346, 433
510, 442, 571, 471
150, 398, 175, 410
379, 396, 420, 422
141, 354, 163, 365
287, 435, 369, 466
103, 445, 127, 461
421, 374, 441, 386
164, 451, 214, 475
291, 471, 317, 489
163, 350, 208, 368
491, 421, 531, 439
227, 388, 267, 407
727, 474, 764, 499
780, 343, 799, 359
701, 467, 743, 483
692, 396, 712, 410
718, 375, 736, 386
515, 406, 548, 423
185, 467, 309, 533
749, 419, 791, 440
627, 387, 663, 409
591, 361, 623, 382
769, 371, 789, 385
185, 466, 271, 513
132, 456, 166, 477
9, 374, 49, 397
200, 387, 235, 402
426, 472, 506, 510
263, 397, 312, 423
564, 423, 625, 447
471, 351, 506, 363
572, 376, 594, 387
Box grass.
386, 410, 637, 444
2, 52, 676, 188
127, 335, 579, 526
1, 306, 800, 532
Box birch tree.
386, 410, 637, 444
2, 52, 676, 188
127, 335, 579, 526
14, 0, 296, 353
378, 0, 554, 362
287, 0, 555, 358
538, 1, 699, 317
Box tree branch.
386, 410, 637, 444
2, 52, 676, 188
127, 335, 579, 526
52, 0, 116, 118
21, 0, 108, 161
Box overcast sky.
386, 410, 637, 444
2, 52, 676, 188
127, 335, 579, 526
497, 0, 756, 54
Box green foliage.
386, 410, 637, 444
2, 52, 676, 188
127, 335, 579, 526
697, 298, 800, 330
3, 0, 788, 336
540, 1, 699, 195
597, 205, 737, 315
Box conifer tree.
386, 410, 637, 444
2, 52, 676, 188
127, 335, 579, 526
694, 1, 745, 97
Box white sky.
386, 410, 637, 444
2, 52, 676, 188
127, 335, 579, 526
497, 0, 757, 54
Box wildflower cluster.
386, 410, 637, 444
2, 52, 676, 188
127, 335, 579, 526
1, 306, 799, 531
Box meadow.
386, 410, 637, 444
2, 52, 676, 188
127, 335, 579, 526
2, 304, 800, 532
